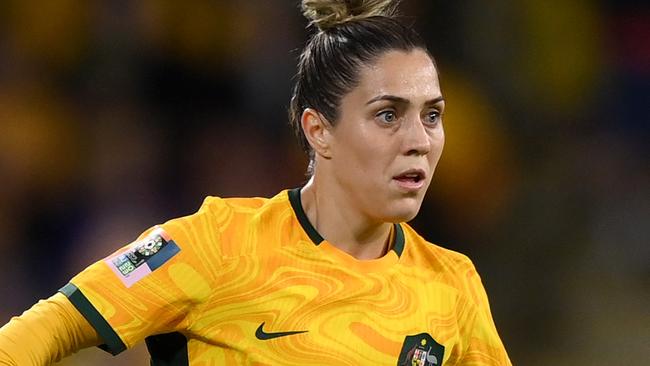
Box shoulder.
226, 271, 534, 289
400, 223, 486, 306
164, 192, 283, 232
401, 223, 475, 273
160, 190, 293, 256
400, 224, 511, 362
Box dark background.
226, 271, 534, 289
0, 1, 648, 364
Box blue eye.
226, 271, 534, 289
377, 110, 397, 123
424, 110, 441, 125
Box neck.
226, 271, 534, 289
300, 176, 393, 260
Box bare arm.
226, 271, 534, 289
0, 292, 101, 366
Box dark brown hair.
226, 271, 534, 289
290, 0, 434, 170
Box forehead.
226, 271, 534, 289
355, 49, 441, 101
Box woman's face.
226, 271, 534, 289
327, 49, 445, 223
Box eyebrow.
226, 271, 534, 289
365, 94, 445, 106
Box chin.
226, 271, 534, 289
378, 201, 422, 223
394, 210, 420, 223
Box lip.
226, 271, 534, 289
392, 168, 427, 192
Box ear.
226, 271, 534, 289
300, 108, 333, 159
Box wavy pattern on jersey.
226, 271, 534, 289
183, 201, 467, 365
71, 191, 510, 365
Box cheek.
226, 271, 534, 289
336, 124, 382, 168
429, 127, 445, 163
436, 127, 445, 151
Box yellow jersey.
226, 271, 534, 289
60, 188, 511, 365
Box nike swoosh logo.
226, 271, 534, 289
255, 322, 308, 340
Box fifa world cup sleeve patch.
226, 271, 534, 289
104, 228, 181, 288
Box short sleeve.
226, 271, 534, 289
59, 199, 224, 355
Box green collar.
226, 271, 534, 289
288, 188, 405, 257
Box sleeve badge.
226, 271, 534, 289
104, 227, 181, 288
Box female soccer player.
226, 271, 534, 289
0, 1, 511, 365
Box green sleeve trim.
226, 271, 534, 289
59, 283, 127, 355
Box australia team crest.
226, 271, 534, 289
397, 333, 445, 366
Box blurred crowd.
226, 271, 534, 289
0, 1, 648, 365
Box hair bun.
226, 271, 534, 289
301, 0, 399, 30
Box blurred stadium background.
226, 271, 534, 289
0, 0, 648, 365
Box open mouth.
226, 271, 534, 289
394, 173, 423, 184
393, 170, 425, 185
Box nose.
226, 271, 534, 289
402, 115, 431, 156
